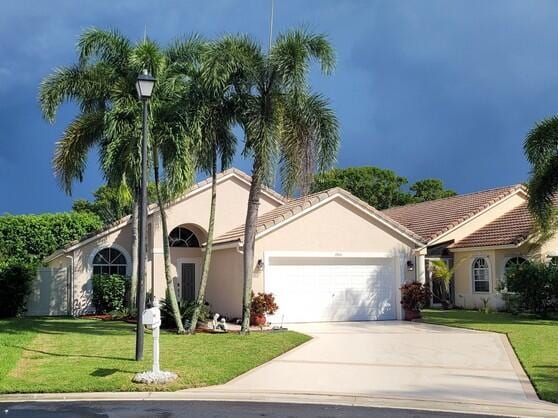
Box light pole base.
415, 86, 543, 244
132, 370, 178, 385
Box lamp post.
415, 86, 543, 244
135, 69, 156, 361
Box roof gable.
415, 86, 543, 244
45, 168, 284, 262
382, 184, 526, 243
214, 187, 425, 246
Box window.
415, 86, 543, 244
92, 247, 127, 276
472, 257, 490, 292
505, 256, 527, 272
168, 227, 200, 248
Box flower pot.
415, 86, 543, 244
404, 309, 422, 321
250, 313, 266, 326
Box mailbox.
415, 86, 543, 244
142, 306, 161, 329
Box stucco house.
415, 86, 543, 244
28, 168, 555, 322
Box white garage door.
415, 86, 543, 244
265, 255, 397, 323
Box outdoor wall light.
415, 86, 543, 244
136, 69, 156, 100
406, 260, 414, 271
257, 259, 264, 270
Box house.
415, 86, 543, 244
28, 168, 556, 321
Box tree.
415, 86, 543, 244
39, 28, 192, 330
72, 185, 133, 224
204, 30, 340, 334
311, 166, 456, 209
410, 179, 456, 203
184, 37, 238, 334
311, 166, 412, 209
524, 116, 558, 234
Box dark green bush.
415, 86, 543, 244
91, 274, 129, 314
0, 263, 35, 317
504, 262, 558, 315
160, 292, 210, 329
0, 212, 102, 266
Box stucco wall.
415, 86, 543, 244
205, 248, 243, 318
46, 174, 282, 315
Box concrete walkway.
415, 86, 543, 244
192, 321, 553, 412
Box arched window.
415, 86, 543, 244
92, 247, 127, 276
168, 227, 200, 248
472, 257, 490, 293
505, 256, 527, 272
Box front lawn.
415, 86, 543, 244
422, 309, 558, 403
0, 318, 309, 393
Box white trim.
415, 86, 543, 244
429, 188, 526, 246
450, 244, 520, 252
86, 243, 132, 278
470, 255, 492, 294
256, 193, 423, 246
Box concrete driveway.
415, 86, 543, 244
213, 321, 537, 404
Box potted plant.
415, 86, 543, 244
400, 281, 431, 321
250, 292, 278, 326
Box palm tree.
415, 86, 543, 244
203, 30, 339, 334
39, 28, 192, 331
524, 117, 558, 235
184, 37, 240, 334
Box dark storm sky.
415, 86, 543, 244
1, 0, 556, 214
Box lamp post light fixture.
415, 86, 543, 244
135, 69, 155, 362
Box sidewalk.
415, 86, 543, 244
1, 389, 558, 418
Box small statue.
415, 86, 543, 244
211, 313, 227, 332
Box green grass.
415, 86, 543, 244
0, 317, 309, 393
421, 309, 558, 403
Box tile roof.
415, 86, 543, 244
451, 202, 533, 249
213, 187, 426, 245
45, 168, 285, 261
382, 184, 525, 242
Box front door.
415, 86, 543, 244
181, 263, 196, 303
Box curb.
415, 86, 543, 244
1, 390, 557, 418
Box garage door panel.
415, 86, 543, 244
266, 257, 396, 323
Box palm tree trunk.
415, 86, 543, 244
129, 193, 139, 311
153, 147, 185, 333
188, 151, 218, 334
240, 163, 262, 335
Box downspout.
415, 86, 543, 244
65, 254, 74, 317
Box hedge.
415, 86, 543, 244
0, 263, 35, 317
0, 212, 102, 265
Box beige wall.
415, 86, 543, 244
452, 241, 546, 310
46, 173, 282, 315
205, 248, 243, 318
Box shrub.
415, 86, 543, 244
91, 274, 128, 314
250, 292, 278, 316
400, 281, 431, 311
504, 262, 557, 315
160, 293, 210, 329
0, 263, 35, 317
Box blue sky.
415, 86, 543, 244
1, 0, 557, 214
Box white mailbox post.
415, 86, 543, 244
133, 300, 177, 384
142, 301, 162, 373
